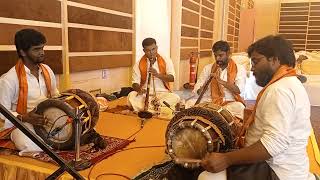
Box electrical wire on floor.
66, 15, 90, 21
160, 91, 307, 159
87, 126, 165, 179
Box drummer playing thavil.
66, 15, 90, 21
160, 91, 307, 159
0, 29, 59, 153
199, 35, 313, 180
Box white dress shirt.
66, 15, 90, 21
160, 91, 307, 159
132, 55, 175, 92
0, 64, 59, 128
245, 76, 311, 180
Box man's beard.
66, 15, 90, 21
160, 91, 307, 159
254, 69, 274, 87
26, 54, 44, 64
216, 59, 228, 68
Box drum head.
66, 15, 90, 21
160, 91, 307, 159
35, 99, 76, 150
35, 89, 100, 150
166, 104, 234, 168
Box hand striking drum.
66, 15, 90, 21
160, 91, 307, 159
166, 102, 242, 168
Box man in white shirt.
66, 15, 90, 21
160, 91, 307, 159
186, 41, 246, 119
127, 38, 180, 113
199, 35, 313, 180
0, 29, 59, 153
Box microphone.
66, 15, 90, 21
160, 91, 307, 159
49, 117, 73, 137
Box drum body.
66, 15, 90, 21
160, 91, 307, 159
166, 102, 237, 168
35, 89, 99, 150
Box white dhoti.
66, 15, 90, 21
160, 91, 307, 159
10, 122, 43, 154
198, 170, 227, 180
127, 91, 180, 113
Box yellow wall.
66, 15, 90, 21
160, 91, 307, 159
254, 0, 280, 40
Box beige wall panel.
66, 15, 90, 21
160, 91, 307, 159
180, 48, 198, 60
68, 6, 132, 29
69, 55, 132, 72
0, 51, 62, 75
289, 40, 306, 44
254, 0, 280, 40
280, 7, 309, 11
200, 50, 212, 58
309, 26, 320, 30
200, 39, 213, 49
229, 0, 236, 7
279, 26, 307, 31
310, 16, 320, 20
228, 19, 234, 26
310, 5, 320, 11
0, 0, 61, 23
182, 0, 200, 12
68, 28, 132, 52
229, 12, 235, 20
281, 34, 306, 39
69, 0, 132, 14
306, 45, 320, 49
279, 21, 307, 25
0, 24, 62, 45
308, 35, 320, 40
279, 30, 307, 34
200, 31, 213, 38
201, 17, 213, 31
235, 29, 239, 36
279, 25, 307, 30
281, 2, 308, 7
280, 16, 308, 21
227, 25, 234, 34
280, 11, 308, 15
309, 21, 320, 26
202, 0, 215, 10
181, 38, 198, 47
181, 26, 199, 37
309, 30, 320, 35
182, 9, 199, 27
201, 6, 214, 18
310, 11, 320, 16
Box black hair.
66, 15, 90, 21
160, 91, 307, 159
212, 40, 230, 52
15, 29, 46, 58
247, 35, 296, 67
142, 37, 156, 48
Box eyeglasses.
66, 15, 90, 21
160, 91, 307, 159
251, 56, 265, 67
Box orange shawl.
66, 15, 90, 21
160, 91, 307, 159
15, 60, 52, 114
210, 59, 245, 105
235, 65, 297, 147
139, 54, 170, 91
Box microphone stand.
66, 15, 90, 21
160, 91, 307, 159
71, 107, 91, 171
0, 103, 84, 180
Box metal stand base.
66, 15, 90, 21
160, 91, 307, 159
0, 103, 84, 180
71, 159, 92, 171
